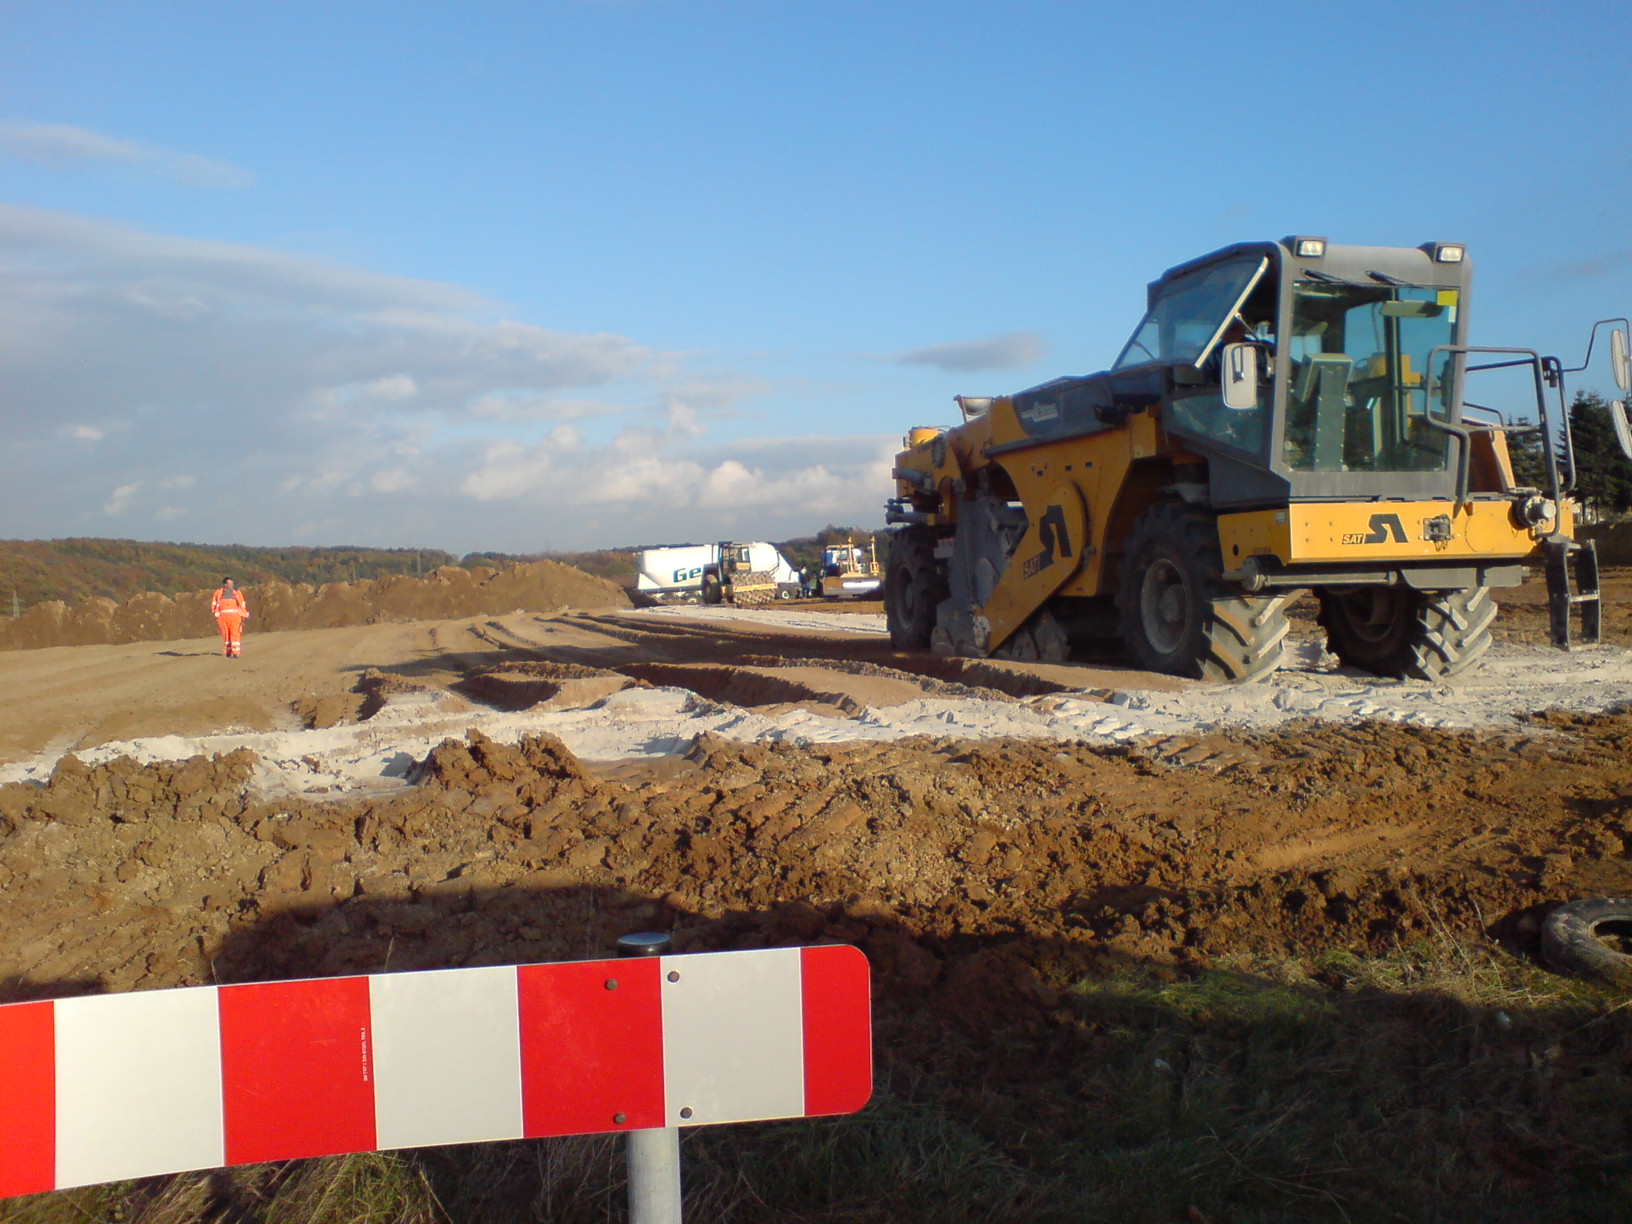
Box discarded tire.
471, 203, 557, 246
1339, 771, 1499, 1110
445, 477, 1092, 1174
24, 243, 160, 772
1541, 898, 1632, 987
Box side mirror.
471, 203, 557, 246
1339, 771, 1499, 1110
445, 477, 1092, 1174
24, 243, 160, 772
1611, 399, 1632, 461
1612, 327, 1630, 392
1221, 342, 1259, 410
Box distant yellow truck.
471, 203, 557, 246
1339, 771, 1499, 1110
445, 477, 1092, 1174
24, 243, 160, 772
820, 540, 881, 599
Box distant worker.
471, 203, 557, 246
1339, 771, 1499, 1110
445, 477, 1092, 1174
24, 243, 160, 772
211, 577, 249, 658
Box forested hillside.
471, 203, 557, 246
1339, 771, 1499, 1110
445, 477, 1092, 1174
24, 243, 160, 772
0, 540, 456, 611
0, 527, 886, 614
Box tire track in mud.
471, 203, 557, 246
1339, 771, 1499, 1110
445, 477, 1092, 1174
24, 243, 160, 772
469, 609, 1158, 711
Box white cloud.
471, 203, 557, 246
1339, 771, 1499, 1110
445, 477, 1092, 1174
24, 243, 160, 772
125, 288, 211, 319
0, 204, 655, 440
697, 459, 759, 506
1, 204, 490, 315
367, 374, 418, 401
103, 482, 141, 515
691, 439, 898, 518
896, 330, 1047, 372
461, 441, 554, 501
0, 204, 891, 551
466, 393, 625, 422
660, 397, 705, 440
369, 467, 416, 494
666, 376, 775, 411
580, 452, 707, 508
457, 426, 895, 540
0, 121, 256, 189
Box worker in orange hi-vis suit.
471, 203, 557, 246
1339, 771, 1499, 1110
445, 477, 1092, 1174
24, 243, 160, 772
211, 577, 250, 658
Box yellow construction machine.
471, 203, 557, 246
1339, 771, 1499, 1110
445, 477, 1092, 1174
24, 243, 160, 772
820, 539, 882, 599
886, 238, 1631, 681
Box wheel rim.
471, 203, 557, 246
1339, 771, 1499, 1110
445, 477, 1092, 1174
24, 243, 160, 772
1140, 557, 1192, 655
1335, 590, 1406, 646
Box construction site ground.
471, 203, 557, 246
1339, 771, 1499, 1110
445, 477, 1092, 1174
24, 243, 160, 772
3, 568, 1632, 1220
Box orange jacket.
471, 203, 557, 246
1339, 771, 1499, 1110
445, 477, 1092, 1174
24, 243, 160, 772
212, 587, 248, 618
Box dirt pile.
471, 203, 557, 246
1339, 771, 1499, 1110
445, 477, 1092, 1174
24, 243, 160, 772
5, 712, 1631, 1014
0, 560, 633, 652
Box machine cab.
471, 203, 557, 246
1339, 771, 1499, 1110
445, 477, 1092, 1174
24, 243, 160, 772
1108, 238, 1479, 507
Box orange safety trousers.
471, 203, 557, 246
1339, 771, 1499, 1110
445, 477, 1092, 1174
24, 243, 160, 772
216, 610, 245, 656
212, 587, 248, 656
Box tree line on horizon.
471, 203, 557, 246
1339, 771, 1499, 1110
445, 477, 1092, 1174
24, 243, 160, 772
0, 540, 458, 613
0, 526, 888, 613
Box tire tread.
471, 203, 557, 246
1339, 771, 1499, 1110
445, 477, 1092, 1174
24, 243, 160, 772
1115, 503, 1290, 683
1541, 897, 1632, 987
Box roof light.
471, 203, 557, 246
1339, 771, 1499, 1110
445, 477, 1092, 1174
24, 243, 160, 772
1293, 236, 1326, 258
1432, 242, 1465, 264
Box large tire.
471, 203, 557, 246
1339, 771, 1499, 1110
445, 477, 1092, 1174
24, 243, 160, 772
1317, 585, 1494, 680
1115, 503, 1290, 683
700, 573, 723, 605
1542, 898, 1632, 988
885, 528, 948, 649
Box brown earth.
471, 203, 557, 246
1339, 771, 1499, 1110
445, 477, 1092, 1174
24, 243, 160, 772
0, 565, 1627, 996
0, 559, 633, 652
5, 710, 1632, 1006
1, 565, 1631, 1214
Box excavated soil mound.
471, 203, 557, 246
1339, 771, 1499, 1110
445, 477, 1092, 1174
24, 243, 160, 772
291, 669, 429, 730
5, 714, 1631, 1015
456, 660, 641, 711
0, 560, 633, 652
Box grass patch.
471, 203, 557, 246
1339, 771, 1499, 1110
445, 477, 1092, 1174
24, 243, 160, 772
1052, 938, 1632, 1222
4, 935, 1631, 1223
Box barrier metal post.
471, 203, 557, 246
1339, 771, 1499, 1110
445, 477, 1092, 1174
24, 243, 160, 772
618, 932, 681, 1224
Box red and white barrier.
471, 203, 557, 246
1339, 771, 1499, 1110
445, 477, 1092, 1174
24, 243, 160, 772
0, 944, 871, 1198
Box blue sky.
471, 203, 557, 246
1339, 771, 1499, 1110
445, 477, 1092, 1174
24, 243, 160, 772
3, 0, 1628, 554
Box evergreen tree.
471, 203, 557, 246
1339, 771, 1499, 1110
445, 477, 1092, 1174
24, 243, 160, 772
1502, 392, 1632, 521
1566, 392, 1632, 520
1506, 422, 1548, 490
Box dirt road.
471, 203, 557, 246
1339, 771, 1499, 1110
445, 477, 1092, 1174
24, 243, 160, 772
0, 604, 1197, 768
0, 618, 516, 763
